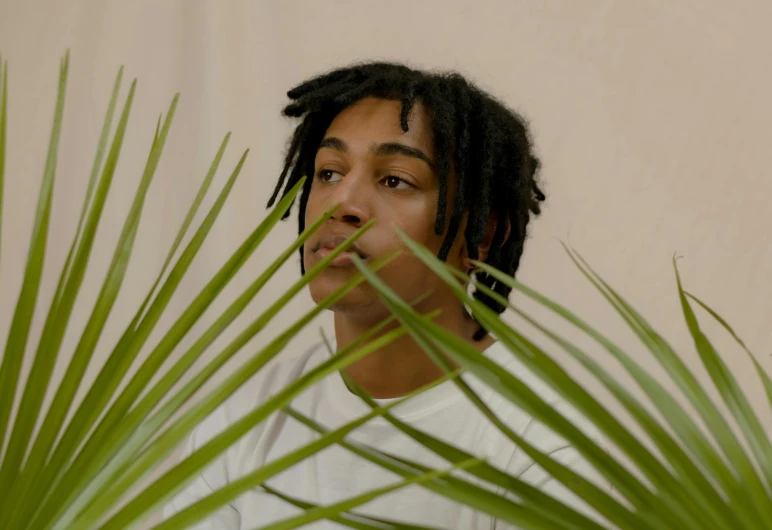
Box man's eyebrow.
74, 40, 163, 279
318, 137, 348, 152
317, 137, 435, 170
373, 142, 435, 169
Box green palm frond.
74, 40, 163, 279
259, 484, 442, 530
0, 53, 68, 466
253, 458, 482, 530
154, 367, 459, 530
2, 53, 769, 530
0, 54, 391, 530
338, 228, 771, 530
338, 363, 605, 530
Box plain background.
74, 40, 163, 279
1, 1, 771, 527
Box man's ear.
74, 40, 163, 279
462, 213, 510, 270
480, 212, 512, 259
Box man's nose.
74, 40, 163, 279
329, 172, 370, 227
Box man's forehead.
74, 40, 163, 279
324, 97, 434, 154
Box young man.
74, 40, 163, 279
165, 62, 601, 528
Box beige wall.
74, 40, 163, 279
2, 0, 771, 526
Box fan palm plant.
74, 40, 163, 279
1, 53, 770, 530
0, 52, 396, 530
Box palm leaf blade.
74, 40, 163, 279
375, 239, 668, 528
34, 131, 235, 511
340, 366, 608, 530
29, 145, 256, 530
286, 407, 593, 530
259, 484, 441, 530
565, 246, 772, 526
40, 186, 332, 525
63, 254, 396, 529
0, 75, 135, 525
686, 291, 772, 410
673, 259, 772, 489
475, 261, 761, 527
467, 265, 740, 528
153, 370, 456, 530
0, 53, 68, 465
14, 93, 180, 530
346, 256, 642, 529
253, 460, 481, 530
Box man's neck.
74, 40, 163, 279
334, 305, 495, 398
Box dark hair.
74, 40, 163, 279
267, 62, 545, 339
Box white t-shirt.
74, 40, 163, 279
163, 340, 606, 529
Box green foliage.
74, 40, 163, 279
0, 54, 769, 530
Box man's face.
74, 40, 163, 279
303, 97, 467, 321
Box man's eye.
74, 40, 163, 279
383, 176, 410, 189
318, 169, 342, 183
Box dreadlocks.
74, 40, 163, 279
267, 62, 545, 339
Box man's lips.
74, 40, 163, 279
311, 235, 368, 267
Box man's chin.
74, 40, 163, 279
309, 281, 381, 315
